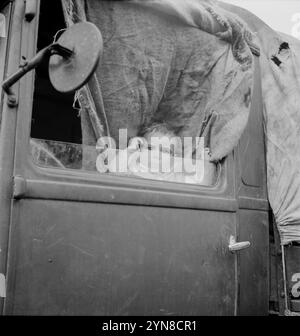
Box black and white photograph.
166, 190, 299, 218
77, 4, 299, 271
0, 0, 300, 323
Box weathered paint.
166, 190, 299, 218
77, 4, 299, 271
1, 0, 270, 315
6, 200, 237, 315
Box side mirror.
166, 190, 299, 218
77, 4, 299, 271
2, 22, 103, 107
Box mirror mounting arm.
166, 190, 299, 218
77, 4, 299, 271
2, 22, 102, 107
2, 43, 74, 108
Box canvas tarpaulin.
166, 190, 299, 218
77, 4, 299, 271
61, 0, 300, 245
62, 0, 254, 160
218, 1, 300, 245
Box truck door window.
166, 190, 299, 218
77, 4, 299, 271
30, 0, 219, 187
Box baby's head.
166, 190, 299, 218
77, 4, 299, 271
139, 123, 182, 156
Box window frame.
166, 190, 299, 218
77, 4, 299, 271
12, 0, 237, 212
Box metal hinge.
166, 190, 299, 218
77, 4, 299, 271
13, 175, 27, 199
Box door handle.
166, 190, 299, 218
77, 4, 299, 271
229, 236, 251, 253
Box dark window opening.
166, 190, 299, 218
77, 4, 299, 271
30, 0, 82, 144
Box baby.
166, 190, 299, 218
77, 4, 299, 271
138, 123, 183, 157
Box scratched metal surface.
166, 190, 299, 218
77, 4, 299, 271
5, 200, 236, 316
237, 210, 269, 315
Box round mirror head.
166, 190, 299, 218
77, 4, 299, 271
49, 22, 103, 93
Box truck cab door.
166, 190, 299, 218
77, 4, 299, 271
1, 0, 267, 316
